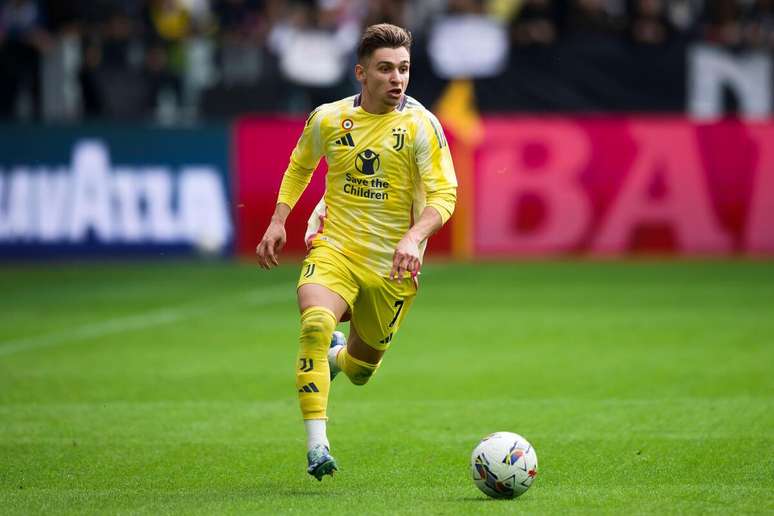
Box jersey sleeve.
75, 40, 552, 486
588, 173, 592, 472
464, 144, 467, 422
415, 111, 458, 224
276, 107, 325, 209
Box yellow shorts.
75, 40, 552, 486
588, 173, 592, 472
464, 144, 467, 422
297, 244, 417, 351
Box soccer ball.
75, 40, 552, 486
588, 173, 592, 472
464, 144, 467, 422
470, 432, 538, 499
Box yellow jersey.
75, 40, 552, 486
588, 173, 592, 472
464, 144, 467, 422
277, 94, 457, 276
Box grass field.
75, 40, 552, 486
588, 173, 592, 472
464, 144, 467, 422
1, 260, 772, 514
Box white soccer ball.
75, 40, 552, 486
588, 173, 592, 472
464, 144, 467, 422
470, 431, 538, 499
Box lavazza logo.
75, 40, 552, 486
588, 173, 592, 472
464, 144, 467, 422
0, 140, 232, 251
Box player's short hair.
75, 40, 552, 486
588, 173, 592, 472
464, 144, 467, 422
357, 23, 412, 63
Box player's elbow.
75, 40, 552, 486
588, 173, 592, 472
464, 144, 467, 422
427, 189, 457, 225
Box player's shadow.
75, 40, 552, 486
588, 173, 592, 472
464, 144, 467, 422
277, 490, 338, 497
455, 497, 520, 502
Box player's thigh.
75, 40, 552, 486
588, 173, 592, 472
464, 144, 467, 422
297, 246, 358, 320
350, 277, 417, 351
345, 323, 384, 364
297, 284, 349, 321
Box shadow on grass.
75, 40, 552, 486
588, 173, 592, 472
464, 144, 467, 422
454, 497, 518, 502
273, 490, 339, 498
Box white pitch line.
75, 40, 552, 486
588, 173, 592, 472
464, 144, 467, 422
0, 284, 295, 358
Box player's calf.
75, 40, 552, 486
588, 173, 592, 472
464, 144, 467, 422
336, 347, 380, 386
296, 307, 336, 419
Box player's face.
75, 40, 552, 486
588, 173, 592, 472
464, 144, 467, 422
356, 46, 410, 114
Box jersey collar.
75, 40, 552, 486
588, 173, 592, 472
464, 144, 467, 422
353, 93, 408, 112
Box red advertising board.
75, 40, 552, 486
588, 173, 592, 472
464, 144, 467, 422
235, 116, 773, 259
234, 117, 326, 257
475, 117, 773, 255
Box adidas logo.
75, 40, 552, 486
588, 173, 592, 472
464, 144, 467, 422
335, 133, 355, 147
298, 382, 319, 393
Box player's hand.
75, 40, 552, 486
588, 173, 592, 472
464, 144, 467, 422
256, 221, 286, 269
390, 233, 421, 281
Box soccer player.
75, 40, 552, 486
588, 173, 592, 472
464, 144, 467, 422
255, 23, 457, 481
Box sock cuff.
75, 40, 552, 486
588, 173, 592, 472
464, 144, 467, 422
342, 349, 380, 370
300, 306, 337, 324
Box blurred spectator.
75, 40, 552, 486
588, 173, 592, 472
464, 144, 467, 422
181, 0, 217, 34
215, 0, 264, 39
566, 0, 622, 37
486, 0, 522, 23
446, 0, 483, 15
742, 0, 774, 49
147, 0, 191, 42
0, 0, 53, 119
665, 0, 703, 32
214, 0, 265, 85
362, 0, 409, 28
428, 0, 509, 78
102, 10, 138, 69
510, 0, 559, 47
42, 0, 82, 33
626, 0, 675, 46
78, 36, 104, 117
78, 6, 149, 120
143, 0, 192, 117
0, 0, 768, 121
403, 0, 446, 34
267, 0, 359, 111
703, 0, 744, 48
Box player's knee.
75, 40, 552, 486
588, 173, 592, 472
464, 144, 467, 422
350, 366, 375, 386
341, 353, 380, 386
299, 307, 336, 348
300, 316, 327, 337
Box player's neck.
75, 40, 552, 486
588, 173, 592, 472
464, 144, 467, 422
359, 91, 398, 115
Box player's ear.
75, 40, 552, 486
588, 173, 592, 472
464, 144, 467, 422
355, 62, 366, 83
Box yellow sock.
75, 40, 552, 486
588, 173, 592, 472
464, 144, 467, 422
336, 346, 380, 386
296, 307, 336, 420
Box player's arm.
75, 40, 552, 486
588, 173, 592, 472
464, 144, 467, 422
256, 202, 290, 269
390, 112, 458, 280
390, 206, 444, 280
256, 108, 325, 269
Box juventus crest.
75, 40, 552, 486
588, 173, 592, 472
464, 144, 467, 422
392, 127, 406, 151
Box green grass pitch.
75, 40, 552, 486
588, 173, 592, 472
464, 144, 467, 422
0, 260, 772, 514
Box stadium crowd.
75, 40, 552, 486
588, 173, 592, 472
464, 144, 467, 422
1, 0, 772, 121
